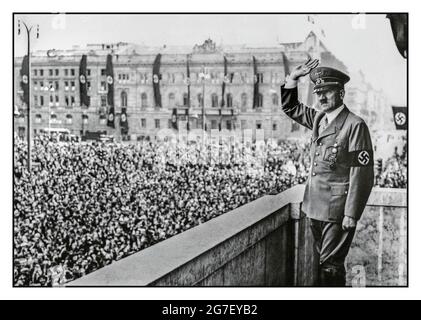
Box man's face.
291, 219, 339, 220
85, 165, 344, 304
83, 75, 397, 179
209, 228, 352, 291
316, 87, 344, 113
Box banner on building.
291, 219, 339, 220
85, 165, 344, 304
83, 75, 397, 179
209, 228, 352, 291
79, 54, 90, 107
186, 54, 191, 130
252, 56, 259, 109
392, 106, 407, 130
120, 107, 128, 134
106, 54, 115, 128
153, 54, 162, 108
107, 107, 115, 128
171, 108, 178, 130
221, 56, 229, 107
282, 52, 290, 77
20, 55, 29, 106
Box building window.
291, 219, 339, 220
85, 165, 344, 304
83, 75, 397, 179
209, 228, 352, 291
40, 81, 44, 89
55, 69, 59, 76
121, 91, 128, 107
33, 69, 38, 77
33, 81, 38, 90
101, 69, 106, 76
66, 114, 73, 124
226, 93, 233, 108
211, 120, 217, 129
141, 118, 146, 128
71, 96, 75, 107
211, 93, 218, 108
100, 81, 106, 91
55, 95, 59, 106
55, 81, 59, 91
141, 93, 148, 108
197, 93, 203, 107
34, 95, 38, 106
50, 114, 57, 122
64, 69, 68, 76
40, 96, 44, 106
49, 69, 53, 76
64, 81, 69, 90
155, 119, 160, 129
40, 69, 44, 77
258, 94, 263, 108
183, 93, 189, 106
65, 96, 69, 107
101, 96, 107, 107
271, 93, 279, 106
35, 114, 42, 124
241, 93, 247, 108
256, 121, 262, 130
71, 69, 75, 76
99, 115, 107, 125
168, 93, 175, 108
87, 81, 91, 90
87, 69, 91, 76
272, 122, 277, 131
226, 120, 232, 130
257, 73, 264, 83
82, 114, 88, 124
71, 81, 75, 91
49, 95, 54, 106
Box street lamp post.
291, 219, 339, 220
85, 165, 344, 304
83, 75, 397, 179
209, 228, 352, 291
18, 19, 39, 171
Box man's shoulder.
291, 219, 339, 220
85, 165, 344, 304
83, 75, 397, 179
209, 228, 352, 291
345, 108, 369, 127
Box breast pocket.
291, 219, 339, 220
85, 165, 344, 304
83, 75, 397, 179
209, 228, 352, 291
329, 182, 349, 222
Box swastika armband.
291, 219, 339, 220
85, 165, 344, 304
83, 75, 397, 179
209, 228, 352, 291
347, 150, 374, 167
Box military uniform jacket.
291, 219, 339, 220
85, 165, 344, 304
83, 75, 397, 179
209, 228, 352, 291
281, 86, 374, 222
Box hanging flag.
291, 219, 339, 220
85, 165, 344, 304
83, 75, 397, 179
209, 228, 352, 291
153, 54, 162, 107
387, 14, 408, 59
252, 56, 259, 109
282, 52, 290, 77
106, 54, 115, 128
79, 54, 90, 107
120, 107, 128, 134
392, 106, 407, 130
171, 108, 178, 130
20, 55, 29, 106
186, 54, 191, 131
107, 107, 115, 128
221, 56, 229, 107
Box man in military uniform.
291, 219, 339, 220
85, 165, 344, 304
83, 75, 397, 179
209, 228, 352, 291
280, 59, 374, 286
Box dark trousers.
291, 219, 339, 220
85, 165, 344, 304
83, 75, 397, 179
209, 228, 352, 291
309, 218, 356, 287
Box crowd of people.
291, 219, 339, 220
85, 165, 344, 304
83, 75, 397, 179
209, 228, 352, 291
13, 133, 407, 286
375, 146, 407, 188
13, 135, 310, 286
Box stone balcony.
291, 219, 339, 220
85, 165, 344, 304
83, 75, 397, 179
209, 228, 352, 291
68, 185, 407, 287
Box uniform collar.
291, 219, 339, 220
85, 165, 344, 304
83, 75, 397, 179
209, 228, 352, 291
312, 105, 349, 142
325, 104, 345, 124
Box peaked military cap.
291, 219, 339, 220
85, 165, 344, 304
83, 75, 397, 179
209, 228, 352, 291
310, 67, 350, 93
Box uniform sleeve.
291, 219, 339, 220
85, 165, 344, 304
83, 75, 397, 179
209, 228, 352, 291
344, 121, 375, 221
280, 85, 317, 130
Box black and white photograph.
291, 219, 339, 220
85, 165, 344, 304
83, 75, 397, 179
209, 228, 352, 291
11, 11, 408, 293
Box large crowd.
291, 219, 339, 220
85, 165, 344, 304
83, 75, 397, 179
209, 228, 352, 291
13, 135, 310, 286
375, 146, 407, 188
14, 133, 407, 286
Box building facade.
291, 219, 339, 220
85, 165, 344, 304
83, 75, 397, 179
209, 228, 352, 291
14, 33, 386, 142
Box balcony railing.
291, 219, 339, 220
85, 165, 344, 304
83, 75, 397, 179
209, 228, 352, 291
68, 185, 407, 287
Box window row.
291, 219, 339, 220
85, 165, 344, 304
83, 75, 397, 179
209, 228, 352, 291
33, 95, 76, 107
33, 80, 92, 91
133, 92, 279, 108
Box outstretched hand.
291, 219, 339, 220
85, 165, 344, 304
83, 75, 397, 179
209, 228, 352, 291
289, 58, 319, 81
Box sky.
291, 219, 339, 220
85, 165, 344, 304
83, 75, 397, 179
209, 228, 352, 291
13, 13, 407, 105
